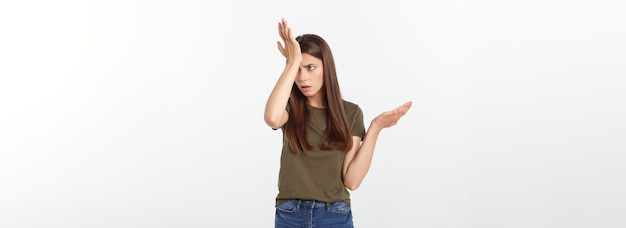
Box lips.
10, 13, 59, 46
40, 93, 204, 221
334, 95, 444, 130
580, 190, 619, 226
300, 85, 312, 91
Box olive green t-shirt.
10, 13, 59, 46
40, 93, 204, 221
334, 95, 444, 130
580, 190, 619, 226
276, 101, 366, 206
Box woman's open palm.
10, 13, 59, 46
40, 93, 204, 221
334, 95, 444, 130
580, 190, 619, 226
372, 101, 413, 128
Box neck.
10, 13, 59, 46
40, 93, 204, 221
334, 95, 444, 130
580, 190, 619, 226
307, 95, 325, 108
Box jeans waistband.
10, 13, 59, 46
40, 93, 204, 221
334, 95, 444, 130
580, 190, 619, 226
292, 199, 329, 209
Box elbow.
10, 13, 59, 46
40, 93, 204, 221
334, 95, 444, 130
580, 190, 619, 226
344, 181, 361, 191
264, 108, 287, 129
264, 115, 282, 129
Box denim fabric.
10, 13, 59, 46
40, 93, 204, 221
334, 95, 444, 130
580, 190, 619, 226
275, 200, 354, 228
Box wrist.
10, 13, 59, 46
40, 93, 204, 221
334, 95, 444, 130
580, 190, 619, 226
284, 63, 299, 72
286, 60, 300, 67
368, 122, 383, 133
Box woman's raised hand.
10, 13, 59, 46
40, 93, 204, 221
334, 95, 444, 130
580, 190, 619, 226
277, 18, 302, 65
371, 101, 413, 129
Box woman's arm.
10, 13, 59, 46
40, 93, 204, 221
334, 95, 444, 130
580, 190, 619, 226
264, 64, 298, 128
342, 101, 413, 190
264, 18, 302, 129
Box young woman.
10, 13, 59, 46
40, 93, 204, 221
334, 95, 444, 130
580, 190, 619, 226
265, 18, 412, 228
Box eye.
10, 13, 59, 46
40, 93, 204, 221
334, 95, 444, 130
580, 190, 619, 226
306, 65, 316, 71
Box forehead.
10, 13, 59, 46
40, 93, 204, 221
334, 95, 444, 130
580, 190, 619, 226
301, 53, 322, 64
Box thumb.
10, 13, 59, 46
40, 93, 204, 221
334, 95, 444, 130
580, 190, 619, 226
277, 41, 286, 55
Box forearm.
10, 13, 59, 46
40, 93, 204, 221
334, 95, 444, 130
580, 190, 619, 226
343, 124, 383, 190
264, 64, 298, 127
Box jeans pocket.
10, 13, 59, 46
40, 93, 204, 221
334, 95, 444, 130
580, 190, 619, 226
329, 201, 351, 215
276, 200, 298, 213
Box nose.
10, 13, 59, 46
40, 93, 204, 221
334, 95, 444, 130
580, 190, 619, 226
296, 70, 309, 82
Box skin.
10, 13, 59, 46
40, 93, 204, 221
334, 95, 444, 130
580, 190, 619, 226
265, 18, 412, 190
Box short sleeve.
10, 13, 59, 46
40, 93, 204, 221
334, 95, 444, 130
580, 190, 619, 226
348, 104, 366, 139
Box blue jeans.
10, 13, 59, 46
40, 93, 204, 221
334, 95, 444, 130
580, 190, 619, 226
275, 199, 354, 228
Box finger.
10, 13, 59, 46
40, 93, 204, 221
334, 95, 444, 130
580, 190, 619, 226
286, 28, 297, 52
278, 21, 284, 38
282, 19, 290, 40
402, 101, 413, 112
391, 106, 410, 117
277, 41, 286, 55
399, 101, 412, 109
391, 104, 405, 114
278, 22, 288, 42
397, 105, 411, 116
400, 102, 412, 112
279, 19, 291, 41
282, 18, 289, 32
394, 101, 413, 114
288, 27, 294, 41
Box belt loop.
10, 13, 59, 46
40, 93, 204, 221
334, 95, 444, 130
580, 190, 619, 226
295, 200, 301, 210
326, 202, 331, 211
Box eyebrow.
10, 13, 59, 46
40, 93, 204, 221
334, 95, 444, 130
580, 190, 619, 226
301, 63, 316, 66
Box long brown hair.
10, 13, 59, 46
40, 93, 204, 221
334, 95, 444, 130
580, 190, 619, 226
284, 34, 353, 153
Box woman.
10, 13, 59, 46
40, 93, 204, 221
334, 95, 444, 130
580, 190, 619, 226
265, 18, 412, 228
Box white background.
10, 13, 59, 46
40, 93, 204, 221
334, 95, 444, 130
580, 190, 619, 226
1, 0, 625, 227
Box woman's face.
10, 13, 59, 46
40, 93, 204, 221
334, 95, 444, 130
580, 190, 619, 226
296, 53, 324, 104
